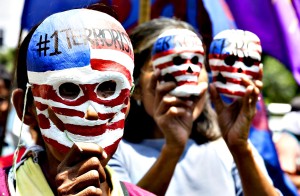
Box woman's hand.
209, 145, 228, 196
55, 143, 107, 196
147, 70, 206, 150
210, 66, 263, 152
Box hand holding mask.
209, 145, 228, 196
26, 9, 134, 156
209, 29, 262, 98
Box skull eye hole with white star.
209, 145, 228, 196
224, 55, 237, 66
59, 82, 81, 100
96, 80, 117, 99
191, 56, 199, 65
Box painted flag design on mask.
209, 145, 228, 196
209, 29, 262, 98
26, 9, 134, 155
152, 29, 205, 97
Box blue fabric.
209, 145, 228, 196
202, 0, 236, 35
21, 0, 100, 30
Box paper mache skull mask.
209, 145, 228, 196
151, 28, 205, 97
208, 29, 262, 98
26, 9, 134, 156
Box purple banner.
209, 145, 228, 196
226, 0, 300, 85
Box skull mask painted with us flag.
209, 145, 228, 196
26, 9, 134, 156
151, 29, 205, 97
208, 29, 262, 98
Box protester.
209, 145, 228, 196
274, 96, 300, 194
0, 65, 34, 157
108, 18, 280, 196
0, 65, 11, 142
0, 64, 33, 167
208, 29, 298, 195
0, 4, 155, 195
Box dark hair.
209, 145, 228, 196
123, 18, 221, 144
86, 3, 119, 20
16, 25, 38, 105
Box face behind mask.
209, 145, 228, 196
26, 9, 134, 155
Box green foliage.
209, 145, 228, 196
262, 55, 300, 104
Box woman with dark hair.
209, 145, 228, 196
108, 18, 280, 196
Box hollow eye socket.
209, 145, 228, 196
59, 83, 81, 100
224, 55, 237, 66
191, 56, 199, 64
97, 80, 116, 99
243, 57, 258, 67
173, 56, 185, 65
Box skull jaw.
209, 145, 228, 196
170, 82, 208, 97
214, 82, 247, 99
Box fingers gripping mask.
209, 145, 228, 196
26, 9, 134, 156
151, 29, 205, 97
208, 29, 262, 98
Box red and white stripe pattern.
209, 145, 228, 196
209, 29, 262, 98
27, 10, 134, 155
152, 29, 205, 97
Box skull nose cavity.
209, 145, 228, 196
187, 66, 193, 73
238, 68, 243, 73
85, 105, 99, 121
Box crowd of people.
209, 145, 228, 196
274, 96, 300, 194
0, 65, 11, 149
0, 2, 299, 195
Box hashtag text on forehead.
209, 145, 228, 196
35, 28, 132, 59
